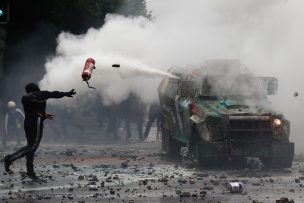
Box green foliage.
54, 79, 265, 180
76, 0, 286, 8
118, 0, 152, 19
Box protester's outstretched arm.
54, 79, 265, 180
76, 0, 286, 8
23, 89, 76, 102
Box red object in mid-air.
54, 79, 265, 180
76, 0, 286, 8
82, 58, 95, 81
82, 58, 96, 89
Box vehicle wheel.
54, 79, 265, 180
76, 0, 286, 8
189, 127, 203, 166
161, 129, 169, 152
230, 157, 247, 168
162, 129, 181, 158
260, 155, 293, 169
260, 142, 294, 169
189, 141, 199, 164
197, 156, 230, 168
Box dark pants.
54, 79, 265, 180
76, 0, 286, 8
144, 114, 161, 139
126, 118, 143, 140
7, 118, 43, 173
107, 117, 119, 140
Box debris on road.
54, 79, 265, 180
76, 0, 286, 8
228, 182, 244, 193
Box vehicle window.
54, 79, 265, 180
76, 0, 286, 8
200, 73, 264, 99
166, 80, 178, 99
180, 80, 195, 97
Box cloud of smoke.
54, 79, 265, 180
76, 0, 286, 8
40, 0, 304, 150
39, 16, 175, 106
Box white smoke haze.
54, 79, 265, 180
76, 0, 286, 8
40, 0, 304, 151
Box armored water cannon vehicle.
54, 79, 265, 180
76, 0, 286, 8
158, 59, 294, 168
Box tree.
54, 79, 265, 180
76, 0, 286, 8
1, 0, 151, 102
7, 0, 150, 34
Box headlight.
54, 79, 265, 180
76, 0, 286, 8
273, 118, 282, 127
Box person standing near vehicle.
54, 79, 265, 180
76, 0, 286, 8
143, 102, 161, 141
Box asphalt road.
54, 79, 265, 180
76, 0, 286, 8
0, 137, 303, 203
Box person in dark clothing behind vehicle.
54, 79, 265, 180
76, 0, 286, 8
143, 102, 161, 141
4, 83, 76, 179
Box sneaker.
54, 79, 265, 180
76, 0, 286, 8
4, 155, 12, 173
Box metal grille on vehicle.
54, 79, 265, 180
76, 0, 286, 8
229, 116, 272, 140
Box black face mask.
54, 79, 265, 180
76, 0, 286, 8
25, 83, 40, 93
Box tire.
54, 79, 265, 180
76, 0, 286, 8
260, 142, 294, 169
162, 129, 181, 158
260, 155, 293, 169
189, 131, 200, 165
161, 129, 169, 152
189, 127, 230, 168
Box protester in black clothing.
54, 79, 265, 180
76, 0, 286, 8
4, 83, 76, 179
143, 102, 161, 141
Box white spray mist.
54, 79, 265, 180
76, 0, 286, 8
40, 0, 304, 151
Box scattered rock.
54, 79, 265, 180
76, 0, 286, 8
78, 175, 85, 181
252, 182, 261, 186
113, 175, 119, 180
52, 164, 60, 168
180, 192, 191, 198
106, 177, 112, 182
110, 189, 115, 195
158, 177, 169, 183
199, 190, 207, 198
142, 179, 148, 186
275, 197, 294, 203
89, 176, 99, 182
241, 190, 247, 195
189, 180, 196, 185
87, 185, 98, 191
210, 179, 220, 186
253, 200, 263, 203
219, 174, 227, 179
178, 179, 187, 184
121, 160, 129, 168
